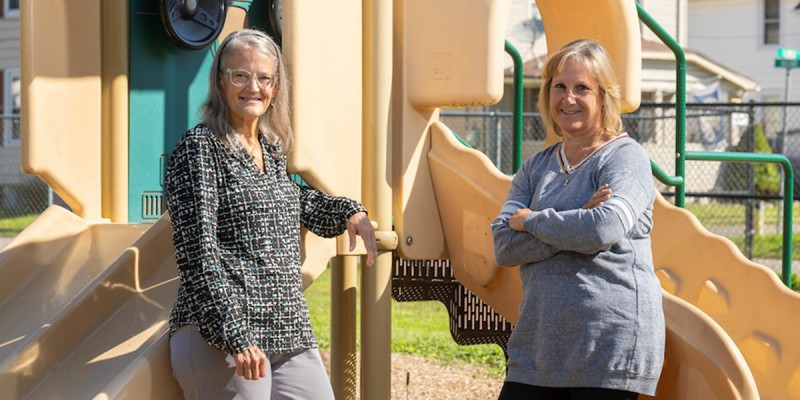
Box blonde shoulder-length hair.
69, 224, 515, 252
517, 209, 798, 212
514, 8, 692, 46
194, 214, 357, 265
537, 39, 623, 137
202, 29, 293, 156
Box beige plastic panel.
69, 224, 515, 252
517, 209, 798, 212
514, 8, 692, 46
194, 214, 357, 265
20, 0, 103, 220
649, 292, 759, 400
427, 122, 520, 320
283, 0, 362, 199
536, 0, 642, 113
280, 0, 366, 271
406, 0, 511, 108
393, 0, 512, 259
652, 195, 800, 400
0, 206, 181, 399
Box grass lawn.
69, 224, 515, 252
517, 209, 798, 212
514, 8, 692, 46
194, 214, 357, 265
728, 233, 800, 260
685, 201, 800, 227
0, 213, 38, 237
304, 266, 507, 377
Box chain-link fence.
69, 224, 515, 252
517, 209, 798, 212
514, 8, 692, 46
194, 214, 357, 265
0, 115, 54, 238
441, 102, 800, 273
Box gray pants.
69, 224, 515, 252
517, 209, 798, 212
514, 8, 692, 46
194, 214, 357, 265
170, 325, 335, 400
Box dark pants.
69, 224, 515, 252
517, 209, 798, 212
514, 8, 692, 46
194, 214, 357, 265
498, 381, 640, 400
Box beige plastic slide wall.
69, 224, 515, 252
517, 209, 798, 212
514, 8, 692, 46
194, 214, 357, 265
393, 0, 513, 260
652, 199, 800, 400
20, 0, 104, 220
0, 206, 182, 399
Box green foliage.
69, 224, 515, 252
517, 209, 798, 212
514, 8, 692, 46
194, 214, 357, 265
721, 124, 780, 195
728, 233, 800, 259
304, 268, 506, 378
0, 213, 38, 237
782, 272, 800, 291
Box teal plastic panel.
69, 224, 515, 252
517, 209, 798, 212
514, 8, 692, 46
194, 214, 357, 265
128, 0, 213, 222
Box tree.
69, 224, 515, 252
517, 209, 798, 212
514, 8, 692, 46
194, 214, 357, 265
721, 123, 781, 195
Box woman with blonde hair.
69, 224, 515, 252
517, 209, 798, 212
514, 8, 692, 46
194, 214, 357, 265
492, 39, 664, 399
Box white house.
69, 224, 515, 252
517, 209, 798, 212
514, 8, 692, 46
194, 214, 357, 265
688, 0, 800, 103
0, 0, 18, 148
502, 0, 760, 105
0, 0, 39, 211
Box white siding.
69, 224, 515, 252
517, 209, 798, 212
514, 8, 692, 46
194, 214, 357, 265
642, 0, 689, 47
506, 0, 547, 67
0, 19, 19, 70
688, 0, 800, 102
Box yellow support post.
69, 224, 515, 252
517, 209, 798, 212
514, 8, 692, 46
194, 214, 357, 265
101, 0, 129, 222
331, 256, 358, 400
361, 0, 393, 397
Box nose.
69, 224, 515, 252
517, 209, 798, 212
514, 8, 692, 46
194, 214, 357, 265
245, 76, 260, 90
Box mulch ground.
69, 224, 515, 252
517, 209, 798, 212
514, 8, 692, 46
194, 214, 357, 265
320, 350, 504, 399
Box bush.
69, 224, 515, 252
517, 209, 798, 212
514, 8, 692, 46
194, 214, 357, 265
720, 124, 781, 195
778, 272, 800, 292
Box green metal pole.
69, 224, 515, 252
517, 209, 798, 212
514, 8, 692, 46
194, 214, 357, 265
505, 40, 524, 173
687, 151, 794, 287
651, 160, 685, 187
637, 4, 687, 208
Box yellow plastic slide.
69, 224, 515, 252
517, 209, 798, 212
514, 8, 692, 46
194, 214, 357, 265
0, 206, 182, 399
428, 121, 800, 400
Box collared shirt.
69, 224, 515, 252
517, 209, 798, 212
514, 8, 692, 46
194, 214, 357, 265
166, 124, 364, 355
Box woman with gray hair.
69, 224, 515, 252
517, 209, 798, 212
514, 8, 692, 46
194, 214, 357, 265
165, 29, 377, 399
492, 39, 665, 399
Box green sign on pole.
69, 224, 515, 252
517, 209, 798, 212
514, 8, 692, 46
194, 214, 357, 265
775, 59, 800, 68
776, 48, 800, 69
777, 48, 800, 60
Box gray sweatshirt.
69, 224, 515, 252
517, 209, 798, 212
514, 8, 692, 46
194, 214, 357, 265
491, 136, 665, 396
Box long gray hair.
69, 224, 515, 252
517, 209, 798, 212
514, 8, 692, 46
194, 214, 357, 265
202, 29, 293, 156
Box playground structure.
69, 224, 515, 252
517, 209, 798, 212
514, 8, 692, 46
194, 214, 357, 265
2, 0, 800, 399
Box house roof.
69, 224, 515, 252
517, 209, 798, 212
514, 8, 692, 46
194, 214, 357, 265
640, 40, 759, 91
505, 39, 760, 92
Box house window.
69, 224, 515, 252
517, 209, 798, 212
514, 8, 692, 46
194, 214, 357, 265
3, 68, 20, 147
764, 0, 780, 44
2, 0, 18, 18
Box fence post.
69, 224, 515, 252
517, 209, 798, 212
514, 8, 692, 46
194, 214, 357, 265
744, 102, 756, 259
495, 112, 502, 171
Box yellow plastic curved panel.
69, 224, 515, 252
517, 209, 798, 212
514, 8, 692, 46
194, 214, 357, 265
406, 0, 512, 108
427, 121, 521, 321
394, 0, 512, 260
283, 0, 362, 199
20, 0, 103, 219
650, 292, 759, 400
0, 206, 177, 398
652, 194, 800, 399
280, 1, 365, 270
536, 0, 642, 113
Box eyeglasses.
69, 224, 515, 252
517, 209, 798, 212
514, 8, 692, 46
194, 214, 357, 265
225, 69, 275, 89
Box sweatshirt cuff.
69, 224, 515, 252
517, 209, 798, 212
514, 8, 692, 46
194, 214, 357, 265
523, 210, 540, 236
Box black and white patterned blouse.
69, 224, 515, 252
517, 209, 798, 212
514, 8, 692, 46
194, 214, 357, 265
166, 124, 365, 355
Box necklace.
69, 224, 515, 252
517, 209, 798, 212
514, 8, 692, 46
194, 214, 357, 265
558, 132, 629, 186
243, 138, 258, 160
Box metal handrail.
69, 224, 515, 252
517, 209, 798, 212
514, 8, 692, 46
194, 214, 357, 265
687, 151, 795, 286
505, 40, 524, 173
637, 3, 687, 208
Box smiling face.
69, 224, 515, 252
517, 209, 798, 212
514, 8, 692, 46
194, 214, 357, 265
548, 58, 604, 138
220, 47, 276, 133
